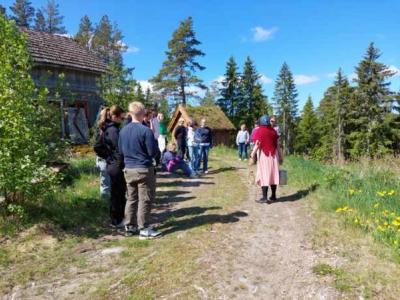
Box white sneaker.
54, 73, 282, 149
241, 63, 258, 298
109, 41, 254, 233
139, 227, 162, 239
204, 170, 209, 174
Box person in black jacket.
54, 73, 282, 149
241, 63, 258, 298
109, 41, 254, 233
174, 118, 187, 159
98, 105, 126, 227
196, 118, 213, 174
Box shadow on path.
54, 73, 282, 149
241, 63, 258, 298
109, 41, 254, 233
159, 210, 248, 236
274, 184, 320, 203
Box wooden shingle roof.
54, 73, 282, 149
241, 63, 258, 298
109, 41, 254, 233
21, 28, 107, 74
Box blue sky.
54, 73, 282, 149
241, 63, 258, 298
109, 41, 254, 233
2, 0, 400, 109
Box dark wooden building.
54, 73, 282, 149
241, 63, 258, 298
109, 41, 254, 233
22, 28, 108, 143
168, 104, 236, 146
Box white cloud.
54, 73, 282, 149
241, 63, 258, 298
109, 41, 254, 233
137, 80, 153, 92
294, 74, 319, 85
126, 45, 140, 54
251, 26, 278, 42
389, 65, 400, 77
259, 74, 273, 84
186, 85, 206, 98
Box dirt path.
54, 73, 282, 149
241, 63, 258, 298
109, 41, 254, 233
199, 162, 340, 299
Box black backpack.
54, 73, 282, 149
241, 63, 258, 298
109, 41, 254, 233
93, 131, 111, 159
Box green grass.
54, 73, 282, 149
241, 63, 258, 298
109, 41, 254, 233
286, 155, 400, 298
284, 156, 400, 253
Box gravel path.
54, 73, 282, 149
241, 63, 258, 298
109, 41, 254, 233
199, 163, 340, 299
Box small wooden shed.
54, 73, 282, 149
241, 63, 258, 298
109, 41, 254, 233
168, 105, 235, 146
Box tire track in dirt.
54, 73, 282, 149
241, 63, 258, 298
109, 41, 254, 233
199, 160, 340, 299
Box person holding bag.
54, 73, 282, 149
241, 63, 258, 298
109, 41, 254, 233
250, 115, 283, 204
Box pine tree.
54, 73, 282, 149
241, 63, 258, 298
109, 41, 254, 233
239, 56, 270, 128
43, 0, 66, 34
218, 56, 241, 119
151, 17, 205, 105
75, 15, 93, 48
349, 43, 395, 158
295, 96, 318, 155
145, 87, 152, 107
273, 62, 299, 154
10, 0, 35, 28
33, 9, 46, 31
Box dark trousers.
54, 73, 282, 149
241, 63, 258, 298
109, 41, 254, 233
238, 143, 248, 159
107, 166, 126, 223
177, 139, 187, 159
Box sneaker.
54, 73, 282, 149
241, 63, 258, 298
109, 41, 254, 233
125, 225, 138, 237
139, 227, 162, 239
204, 170, 209, 174
244, 158, 248, 161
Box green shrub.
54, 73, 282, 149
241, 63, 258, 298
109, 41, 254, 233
0, 16, 63, 208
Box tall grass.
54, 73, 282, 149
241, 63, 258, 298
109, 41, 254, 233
285, 156, 400, 253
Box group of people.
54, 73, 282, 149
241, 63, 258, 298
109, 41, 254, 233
95, 102, 214, 238
173, 118, 213, 175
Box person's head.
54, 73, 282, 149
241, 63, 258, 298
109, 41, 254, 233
178, 118, 185, 126
200, 118, 206, 128
157, 113, 164, 121
166, 143, 177, 152
98, 105, 124, 129
240, 124, 246, 131
259, 115, 271, 127
270, 116, 276, 127
128, 101, 145, 122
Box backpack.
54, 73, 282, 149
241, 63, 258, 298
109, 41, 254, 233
93, 131, 111, 160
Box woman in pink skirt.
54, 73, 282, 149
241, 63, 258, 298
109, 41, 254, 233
250, 115, 282, 203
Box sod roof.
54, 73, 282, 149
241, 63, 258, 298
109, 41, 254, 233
168, 104, 235, 132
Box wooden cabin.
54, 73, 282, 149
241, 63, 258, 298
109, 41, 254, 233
168, 105, 236, 146
22, 28, 108, 144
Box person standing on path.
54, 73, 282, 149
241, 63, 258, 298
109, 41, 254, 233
197, 118, 213, 174
118, 102, 161, 239
250, 115, 282, 203
174, 118, 187, 159
236, 124, 250, 161
98, 105, 126, 227
187, 120, 200, 175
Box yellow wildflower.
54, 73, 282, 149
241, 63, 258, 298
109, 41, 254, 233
387, 190, 396, 196
384, 221, 389, 226
348, 189, 355, 196
377, 225, 385, 232
373, 203, 379, 209
377, 191, 386, 197
336, 208, 343, 213
392, 220, 400, 226
354, 218, 359, 224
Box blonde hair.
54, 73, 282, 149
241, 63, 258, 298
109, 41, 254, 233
128, 101, 145, 117
167, 143, 177, 152
178, 118, 185, 125
98, 105, 124, 130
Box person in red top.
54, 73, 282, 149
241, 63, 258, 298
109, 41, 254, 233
250, 115, 283, 203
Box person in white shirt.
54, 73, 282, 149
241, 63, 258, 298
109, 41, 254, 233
236, 124, 250, 160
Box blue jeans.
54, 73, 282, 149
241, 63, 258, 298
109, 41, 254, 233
96, 156, 111, 201
170, 161, 192, 176
188, 145, 200, 172
199, 145, 210, 172
238, 143, 248, 159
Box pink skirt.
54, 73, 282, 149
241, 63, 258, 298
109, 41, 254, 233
255, 150, 279, 186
